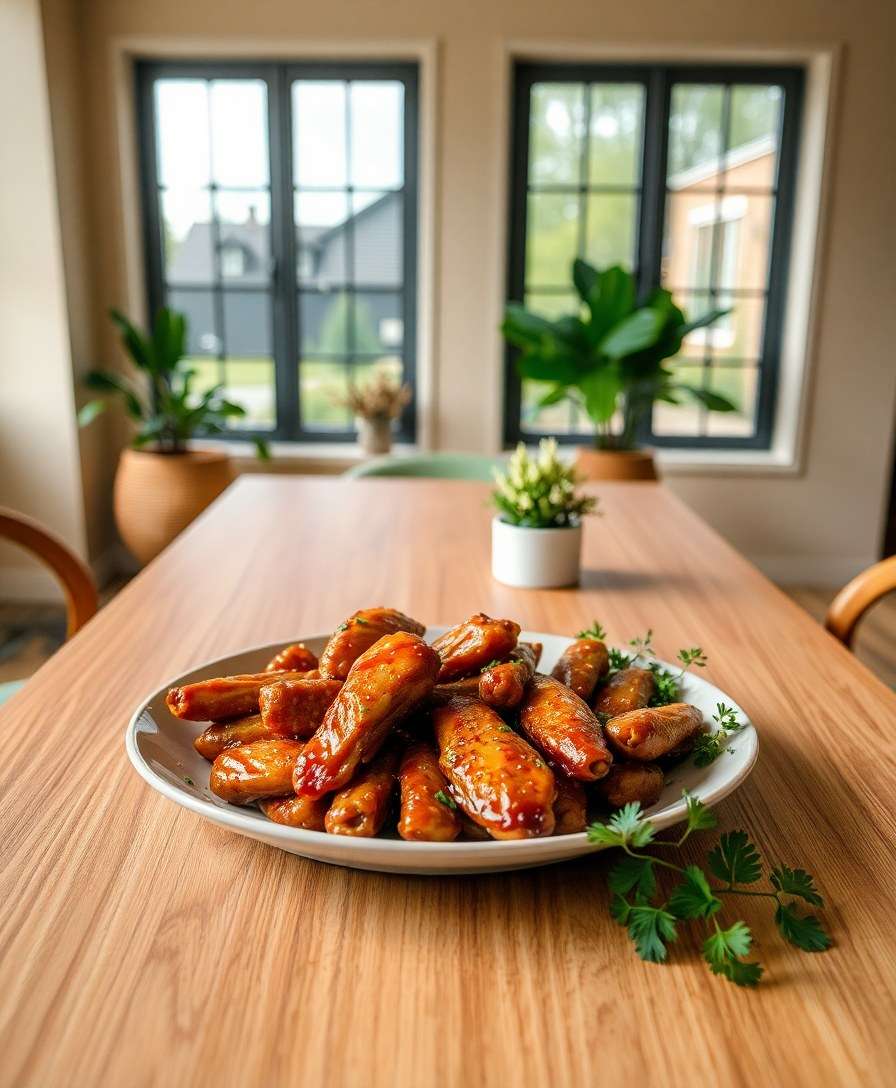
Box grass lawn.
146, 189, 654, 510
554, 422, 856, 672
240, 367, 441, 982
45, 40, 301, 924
186, 355, 402, 429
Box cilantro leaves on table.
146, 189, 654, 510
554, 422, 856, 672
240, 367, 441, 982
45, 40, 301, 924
587, 791, 831, 987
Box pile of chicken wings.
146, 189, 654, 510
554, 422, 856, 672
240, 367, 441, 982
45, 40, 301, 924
166, 608, 707, 841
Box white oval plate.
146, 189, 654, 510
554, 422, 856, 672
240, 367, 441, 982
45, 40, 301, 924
126, 628, 757, 875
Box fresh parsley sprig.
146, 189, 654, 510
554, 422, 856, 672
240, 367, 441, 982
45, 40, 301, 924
581, 620, 708, 708
692, 703, 744, 766
587, 792, 831, 986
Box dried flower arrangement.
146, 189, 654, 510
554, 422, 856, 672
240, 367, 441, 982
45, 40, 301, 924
337, 372, 412, 422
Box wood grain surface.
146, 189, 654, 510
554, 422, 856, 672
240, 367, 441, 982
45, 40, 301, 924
2, 477, 895, 1088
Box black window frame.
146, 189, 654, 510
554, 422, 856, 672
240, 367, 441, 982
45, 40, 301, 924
137, 59, 419, 444
505, 61, 804, 450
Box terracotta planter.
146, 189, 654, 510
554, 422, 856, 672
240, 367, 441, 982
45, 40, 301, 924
356, 416, 393, 456
575, 447, 658, 482
114, 448, 234, 566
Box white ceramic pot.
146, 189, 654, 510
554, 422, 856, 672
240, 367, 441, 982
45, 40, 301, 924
357, 416, 393, 456
491, 517, 583, 589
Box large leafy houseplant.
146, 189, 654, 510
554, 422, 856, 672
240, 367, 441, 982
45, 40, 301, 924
502, 260, 736, 450
79, 308, 269, 459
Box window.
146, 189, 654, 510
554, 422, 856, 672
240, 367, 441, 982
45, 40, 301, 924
506, 63, 803, 449
138, 61, 418, 442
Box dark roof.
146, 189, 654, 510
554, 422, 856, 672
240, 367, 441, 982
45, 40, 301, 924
167, 190, 401, 288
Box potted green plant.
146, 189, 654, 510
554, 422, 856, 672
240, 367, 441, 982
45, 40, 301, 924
491, 438, 597, 588
79, 307, 269, 565
501, 260, 736, 480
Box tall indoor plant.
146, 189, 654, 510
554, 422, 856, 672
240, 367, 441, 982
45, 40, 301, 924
502, 260, 736, 479
79, 308, 269, 565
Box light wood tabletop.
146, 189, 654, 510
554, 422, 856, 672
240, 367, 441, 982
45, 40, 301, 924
2, 476, 895, 1087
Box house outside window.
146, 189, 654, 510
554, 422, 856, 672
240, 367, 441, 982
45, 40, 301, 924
506, 64, 803, 449
138, 61, 418, 443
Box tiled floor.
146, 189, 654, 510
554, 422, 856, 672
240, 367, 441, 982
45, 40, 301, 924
2, 584, 894, 689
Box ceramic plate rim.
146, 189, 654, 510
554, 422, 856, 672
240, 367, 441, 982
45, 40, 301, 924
125, 628, 758, 860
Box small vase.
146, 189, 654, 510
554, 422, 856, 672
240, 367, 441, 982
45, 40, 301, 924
491, 517, 583, 589
357, 416, 393, 456
575, 447, 658, 481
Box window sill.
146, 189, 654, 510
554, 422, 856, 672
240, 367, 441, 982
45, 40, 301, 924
193, 437, 800, 479
655, 447, 800, 476
186, 437, 420, 473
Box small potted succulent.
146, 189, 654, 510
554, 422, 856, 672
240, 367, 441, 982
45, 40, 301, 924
491, 438, 597, 588
338, 372, 412, 456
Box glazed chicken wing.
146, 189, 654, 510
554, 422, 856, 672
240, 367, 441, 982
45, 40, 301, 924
293, 631, 440, 799
264, 643, 319, 673
550, 638, 609, 701
319, 607, 425, 680
595, 761, 665, 809
593, 667, 656, 719
324, 748, 400, 837
431, 674, 482, 703
518, 674, 613, 781
433, 695, 555, 839
166, 670, 310, 722
259, 793, 329, 831
209, 738, 304, 804
432, 613, 520, 682
194, 714, 273, 760
604, 703, 704, 761
397, 740, 461, 842
478, 642, 542, 709
552, 774, 588, 835
258, 678, 343, 738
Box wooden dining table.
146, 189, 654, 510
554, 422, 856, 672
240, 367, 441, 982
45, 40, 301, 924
2, 475, 895, 1087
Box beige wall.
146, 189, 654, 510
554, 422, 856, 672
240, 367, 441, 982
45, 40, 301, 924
0, 0, 88, 599
41, 0, 117, 565
33, 0, 896, 585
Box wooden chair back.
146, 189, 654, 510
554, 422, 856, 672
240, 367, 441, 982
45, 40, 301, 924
0, 508, 98, 638
824, 554, 896, 648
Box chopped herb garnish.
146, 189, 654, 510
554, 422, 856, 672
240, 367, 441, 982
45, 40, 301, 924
355, 617, 370, 625
497, 724, 512, 733
576, 620, 607, 640
693, 703, 743, 767
434, 789, 457, 810
677, 646, 707, 670
184, 776, 195, 786
607, 647, 632, 671
336, 622, 349, 632
628, 630, 656, 662
649, 666, 680, 707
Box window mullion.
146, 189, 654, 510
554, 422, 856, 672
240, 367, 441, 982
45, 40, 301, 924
399, 69, 419, 442
638, 67, 672, 445
268, 64, 300, 440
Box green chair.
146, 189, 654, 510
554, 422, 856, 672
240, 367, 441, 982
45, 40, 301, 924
343, 452, 499, 482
